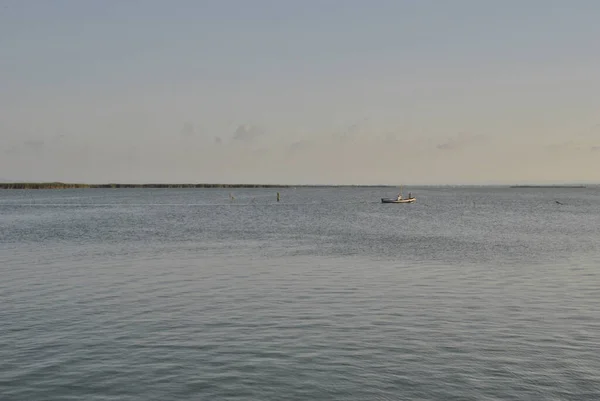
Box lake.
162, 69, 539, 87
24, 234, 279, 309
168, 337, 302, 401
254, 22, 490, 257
1, 187, 599, 400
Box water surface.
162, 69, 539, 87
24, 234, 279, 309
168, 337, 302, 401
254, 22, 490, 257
1, 187, 599, 400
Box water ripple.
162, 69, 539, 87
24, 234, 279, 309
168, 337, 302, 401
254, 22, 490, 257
1, 188, 600, 400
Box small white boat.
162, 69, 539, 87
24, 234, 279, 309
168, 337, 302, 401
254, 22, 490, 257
381, 185, 415, 203
381, 197, 416, 204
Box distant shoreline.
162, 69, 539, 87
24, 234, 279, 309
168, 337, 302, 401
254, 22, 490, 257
509, 185, 587, 188
0, 182, 593, 190
0, 182, 396, 189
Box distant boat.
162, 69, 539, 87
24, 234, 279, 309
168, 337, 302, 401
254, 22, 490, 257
381, 197, 416, 203
381, 185, 416, 203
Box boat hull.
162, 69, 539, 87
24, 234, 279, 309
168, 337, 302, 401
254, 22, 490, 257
381, 198, 416, 204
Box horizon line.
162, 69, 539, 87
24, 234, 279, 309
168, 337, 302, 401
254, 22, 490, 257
0, 181, 596, 189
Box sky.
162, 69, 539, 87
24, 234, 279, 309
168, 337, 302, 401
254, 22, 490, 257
1, 0, 600, 185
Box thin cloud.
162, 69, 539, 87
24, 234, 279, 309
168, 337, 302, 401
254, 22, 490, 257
544, 141, 570, 150
577, 123, 600, 138
384, 133, 399, 143
332, 118, 369, 143
180, 122, 195, 137
233, 124, 264, 142
437, 133, 487, 150
4, 145, 18, 155
24, 140, 45, 152
545, 141, 584, 152
288, 140, 313, 154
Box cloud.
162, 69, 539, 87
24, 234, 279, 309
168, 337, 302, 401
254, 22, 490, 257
384, 133, 399, 143
332, 118, 369, 143
545, 141, 571, 150
577, 123, 600, 138
253, 148, 269, 156
591, 146, 600, 152
545, 141, 585, 152
214, 136, 222, 144
24, 140, 45, 152
437, 133, 487, 150
288, 140, 313, 154
180, 122, 195, 137
232, 124, 264, 142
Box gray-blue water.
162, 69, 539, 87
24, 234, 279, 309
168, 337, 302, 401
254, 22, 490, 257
1, 187, 600, 400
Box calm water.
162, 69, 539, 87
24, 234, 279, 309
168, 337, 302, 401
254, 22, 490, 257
1, 187, 600, 400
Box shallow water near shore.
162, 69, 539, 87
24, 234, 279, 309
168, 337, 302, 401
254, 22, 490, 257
1, 187, 600, 400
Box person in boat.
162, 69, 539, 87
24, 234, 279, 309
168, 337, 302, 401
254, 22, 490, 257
408, 192, 412, 199
397, 193, 402, 201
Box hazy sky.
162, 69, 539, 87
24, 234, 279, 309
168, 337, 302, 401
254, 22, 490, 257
1, 0, 600, 184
